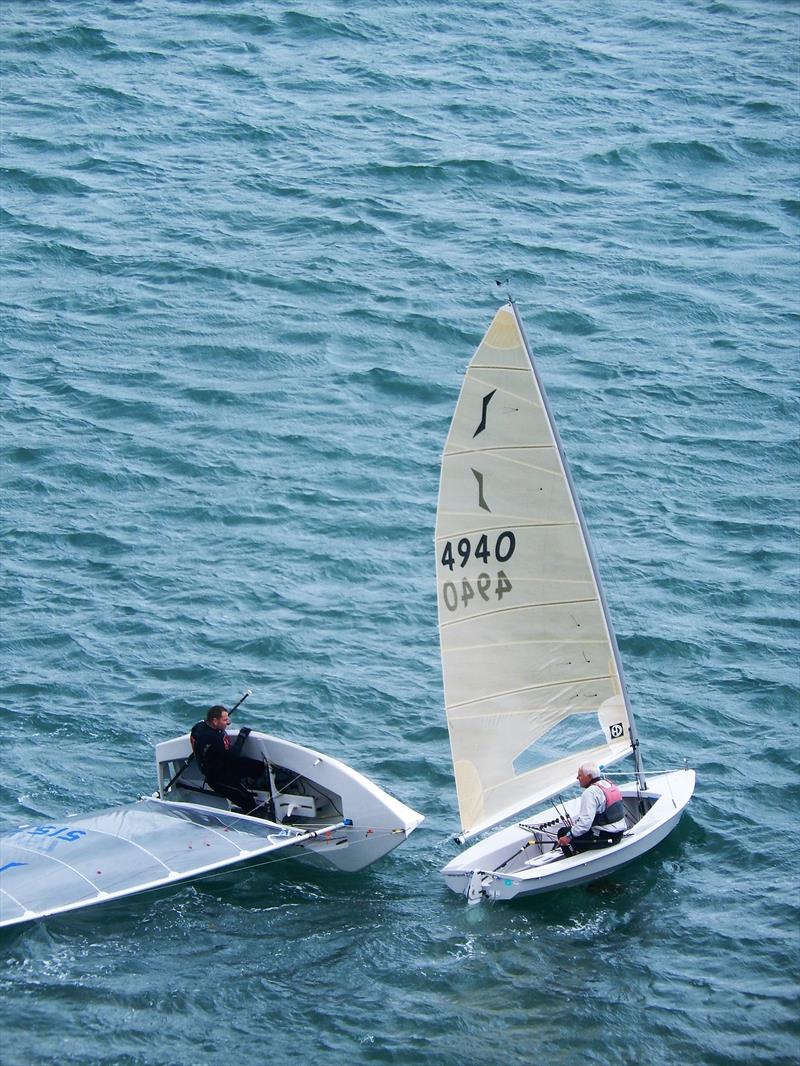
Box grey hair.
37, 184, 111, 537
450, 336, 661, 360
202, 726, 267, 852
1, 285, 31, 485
578, 762, 600, 778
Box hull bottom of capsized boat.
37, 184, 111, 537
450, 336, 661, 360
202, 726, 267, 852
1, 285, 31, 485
441, 769, 695, 904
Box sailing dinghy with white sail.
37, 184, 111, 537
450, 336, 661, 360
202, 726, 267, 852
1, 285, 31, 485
435, 301, 694, 903
0, 705, 423, 929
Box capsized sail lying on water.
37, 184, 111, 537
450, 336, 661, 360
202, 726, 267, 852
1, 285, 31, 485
0, 799, 340, 928
435, 301, 639, 842
0, 722, 425, 928
1, 717, 424, 929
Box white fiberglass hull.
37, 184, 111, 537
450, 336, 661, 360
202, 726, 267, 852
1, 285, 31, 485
155, 730, 424, 874
441, 769, 694, 903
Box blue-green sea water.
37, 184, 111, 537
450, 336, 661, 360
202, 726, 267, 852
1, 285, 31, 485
2, 2, 798, 1064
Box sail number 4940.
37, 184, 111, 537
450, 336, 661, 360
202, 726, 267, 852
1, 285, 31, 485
440, 531, 516, 570
440, 532, 516, 612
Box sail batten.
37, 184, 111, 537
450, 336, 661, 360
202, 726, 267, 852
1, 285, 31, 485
448, 679, 618, 715
436, 302, 639, 839
435, 520, 583, 537
446, 445, 554, 454
439, 597, 601, 630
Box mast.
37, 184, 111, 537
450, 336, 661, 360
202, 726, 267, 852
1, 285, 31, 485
509, 300, 647, 790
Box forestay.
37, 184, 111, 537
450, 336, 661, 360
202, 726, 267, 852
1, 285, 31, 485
0, 799, 317, 927
435, 302, 635, 840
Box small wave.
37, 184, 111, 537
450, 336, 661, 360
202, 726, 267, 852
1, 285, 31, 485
6, 445, 53, 466
0, 167, 90, 197
585, 146, 639, 169
630, 15, 695, 32
81, 82, 146, 110
194, 11, 276, 36
523, 242, 587, 262
180, 386, 249, 408
534, 309, 599, 337
649, 139, 729, 165
71, 155, 158, 178
210, 63, 265, 85
347, 367, 442, 404
688, 208, 778, 234
63, 530, 129, 556
4, 133, 79, 154
620, 633, 706, 664
741, 100, 783, 116
176, 343, 294, 372
269, 213, 382, 240
281, 10, 373, 43
360, 157, 530, 187
18, 24, 117, 58
738, 137, 795, 161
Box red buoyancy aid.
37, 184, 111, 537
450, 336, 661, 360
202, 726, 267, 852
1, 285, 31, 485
591, 779, 625, 827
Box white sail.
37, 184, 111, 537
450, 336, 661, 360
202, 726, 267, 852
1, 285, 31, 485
436, 302, 636, 840
0, 800, 326, 928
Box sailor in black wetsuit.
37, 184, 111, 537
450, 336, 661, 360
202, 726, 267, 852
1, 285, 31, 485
190, 705, 266, 815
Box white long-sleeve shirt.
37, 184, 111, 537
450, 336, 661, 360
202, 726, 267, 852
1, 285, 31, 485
570, 781, 627, 837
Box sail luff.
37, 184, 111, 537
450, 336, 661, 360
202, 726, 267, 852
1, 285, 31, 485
508, 299, 646, 790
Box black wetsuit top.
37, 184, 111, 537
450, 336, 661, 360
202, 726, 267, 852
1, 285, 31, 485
190, 721, 265, 814
190, 720, 231, 778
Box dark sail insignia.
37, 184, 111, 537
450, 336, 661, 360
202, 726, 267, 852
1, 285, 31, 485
472, 468, 490, 512
473, 389, 496, 437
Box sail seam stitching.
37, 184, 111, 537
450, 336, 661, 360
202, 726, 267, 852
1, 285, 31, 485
446, 673, 616, 711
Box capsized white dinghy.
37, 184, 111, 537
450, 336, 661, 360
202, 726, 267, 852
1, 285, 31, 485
0, 718, 423, 929
434, 300, 694, 903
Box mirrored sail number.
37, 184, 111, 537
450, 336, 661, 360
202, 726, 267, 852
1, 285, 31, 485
442, 570, 512, 612
11, 825, 87, 843
440, 531, 516, 571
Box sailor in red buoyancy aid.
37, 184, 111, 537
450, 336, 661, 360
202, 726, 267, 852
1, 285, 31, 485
557, 762, 627, 856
